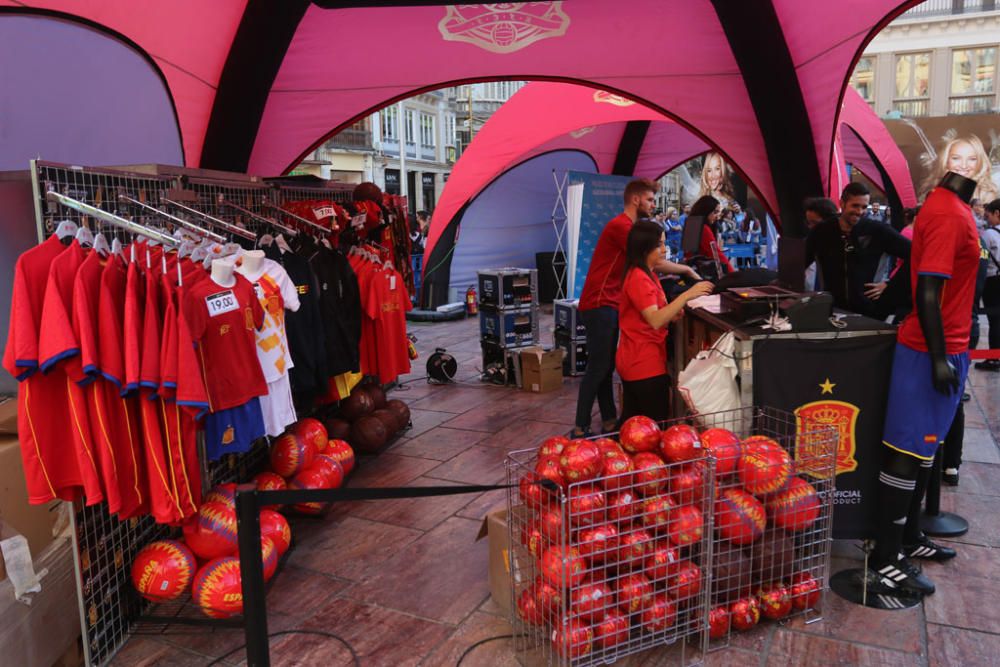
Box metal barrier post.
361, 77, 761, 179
236, 486, 270, 667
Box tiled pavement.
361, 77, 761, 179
112, 314, 1000, 667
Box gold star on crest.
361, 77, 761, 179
819, 378, 836, 395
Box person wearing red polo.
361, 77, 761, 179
572, 179, 701, 437
617, 221, 713, 421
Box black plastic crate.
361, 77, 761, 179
477, 268, 538, 309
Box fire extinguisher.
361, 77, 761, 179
466, 285, 478, 316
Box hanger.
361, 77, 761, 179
55, 219, 78, 241
93, 231, 111, 256
75, 224, 94, 248
111, 237, 124, 259
275, 233, 292, 254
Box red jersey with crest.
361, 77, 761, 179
897, 186, 981, 355
182, 273, 266, 412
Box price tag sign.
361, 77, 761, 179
205, 290, 238, 317
351, 212, 367, 229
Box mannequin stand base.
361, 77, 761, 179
920, 511, 969, 537
829, 568, 923, 610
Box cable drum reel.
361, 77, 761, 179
427, 348, 458, 384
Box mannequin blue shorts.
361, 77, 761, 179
204, 399, 266, 461
882, 344, 969, 460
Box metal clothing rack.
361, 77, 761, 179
262, 201, 330, 236
117, 193, 225, 243
45, 190, 178, 246
162, 198, 257, 241
219, 196, 298, 237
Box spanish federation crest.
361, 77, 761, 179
593, 90, 636, 107
438, 3, 570, 54
795, 400, 859, 478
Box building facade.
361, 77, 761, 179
851, 0, 1000, 117
291, 82, 526, 214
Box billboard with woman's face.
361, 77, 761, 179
885, 115, 1000, 204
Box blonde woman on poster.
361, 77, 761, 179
698, 151, 735, 205
920, 133, 999, 203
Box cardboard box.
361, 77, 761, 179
0, 437, 60, 580
476, 509, 513, 615
518, 346, 565, 393
0, 397, 16, 435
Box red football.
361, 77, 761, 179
192, 557, 242, 618
521, 521, 546, 559
575, 523, 619, 564
292, 418, 328, 453
700, 428, 742, 476
593, 438, 625, 458
568, 483, 606, 527
538, 506, 568, 543
261, 536, 278, 582
607, 490, 640, 523
519, 473, 554, 511
595, 610, 630, 650
758, 583, 793, 620
560, 440, 602, 483
739, 438, 793, 495
569, 580, 615, 622
253, 471, 287, 494
182, 501, 238, 560
203, 483, 237, 512
270, 433, 317, 478
532, 576, 563, 617
619, 416, 661, 453
131, 540, 196, 602
666, 560, 702, 601
644, 544, 682, 582
517, 586, 546, 625
708, 605, 731, 639
535, 456, 566, 490
260, 509, 291, 556
288, 466, 331, 515
641, 494, 676, 533
552, 617, 593, 659
669, 462, 706, 505
766, 476, 820, 531
539, 435, 571, 458
325, 439, 356, 475
668, 504, 704, 547
616, 572, 654, 613
599, 454, 634, 492
790, 572, 822, 611
310, 455, 346, 489
540, 546, 587, 588
660, 424, 702, 463
730, 596, 761, 631
632, 452, 669, 496
641, 594, 677, 633
616, 528, 653, 567
715, 488, 767, 545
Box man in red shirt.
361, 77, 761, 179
870, 171, 980, 597
572, 179, 700, 436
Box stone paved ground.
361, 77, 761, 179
113, 312, 1000, 667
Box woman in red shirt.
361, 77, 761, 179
617, 221, 713, 422
690, 195, 735, 274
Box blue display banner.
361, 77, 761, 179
569, 171, 633, 300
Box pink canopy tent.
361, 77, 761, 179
0, 0, 919, 242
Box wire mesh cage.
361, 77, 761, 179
506, 438, 715, 666
682, 406, 836, 647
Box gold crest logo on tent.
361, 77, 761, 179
794, 400, 859, 478
439, 3, 570, 54
593, 90, 635, 107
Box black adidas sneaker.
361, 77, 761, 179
904, 535, 957, 562
868, 556, 935, 597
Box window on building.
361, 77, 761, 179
950, 47, 997, 114
381, 106, 398, 140
850, 57, 876, 106
420, 113, 436, 146
445, 114, 456, 146
404, 109, 414, 143
894, 52, 931, 116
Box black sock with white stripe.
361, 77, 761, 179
902, 457, 935, 545
872, 449, 920, 563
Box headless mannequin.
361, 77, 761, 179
210, 258, 237, 288
241, 249, 265, 275
872, 172, 976, 574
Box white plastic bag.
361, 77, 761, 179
677, 331, 740, 426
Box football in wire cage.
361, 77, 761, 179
505, 406, 836, 666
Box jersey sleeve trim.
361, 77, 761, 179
177, 400, 209, 420
14, 360, 38, 381
917, 271, 952, 279
40, 347, 80, 374
101, 371, 123, 388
